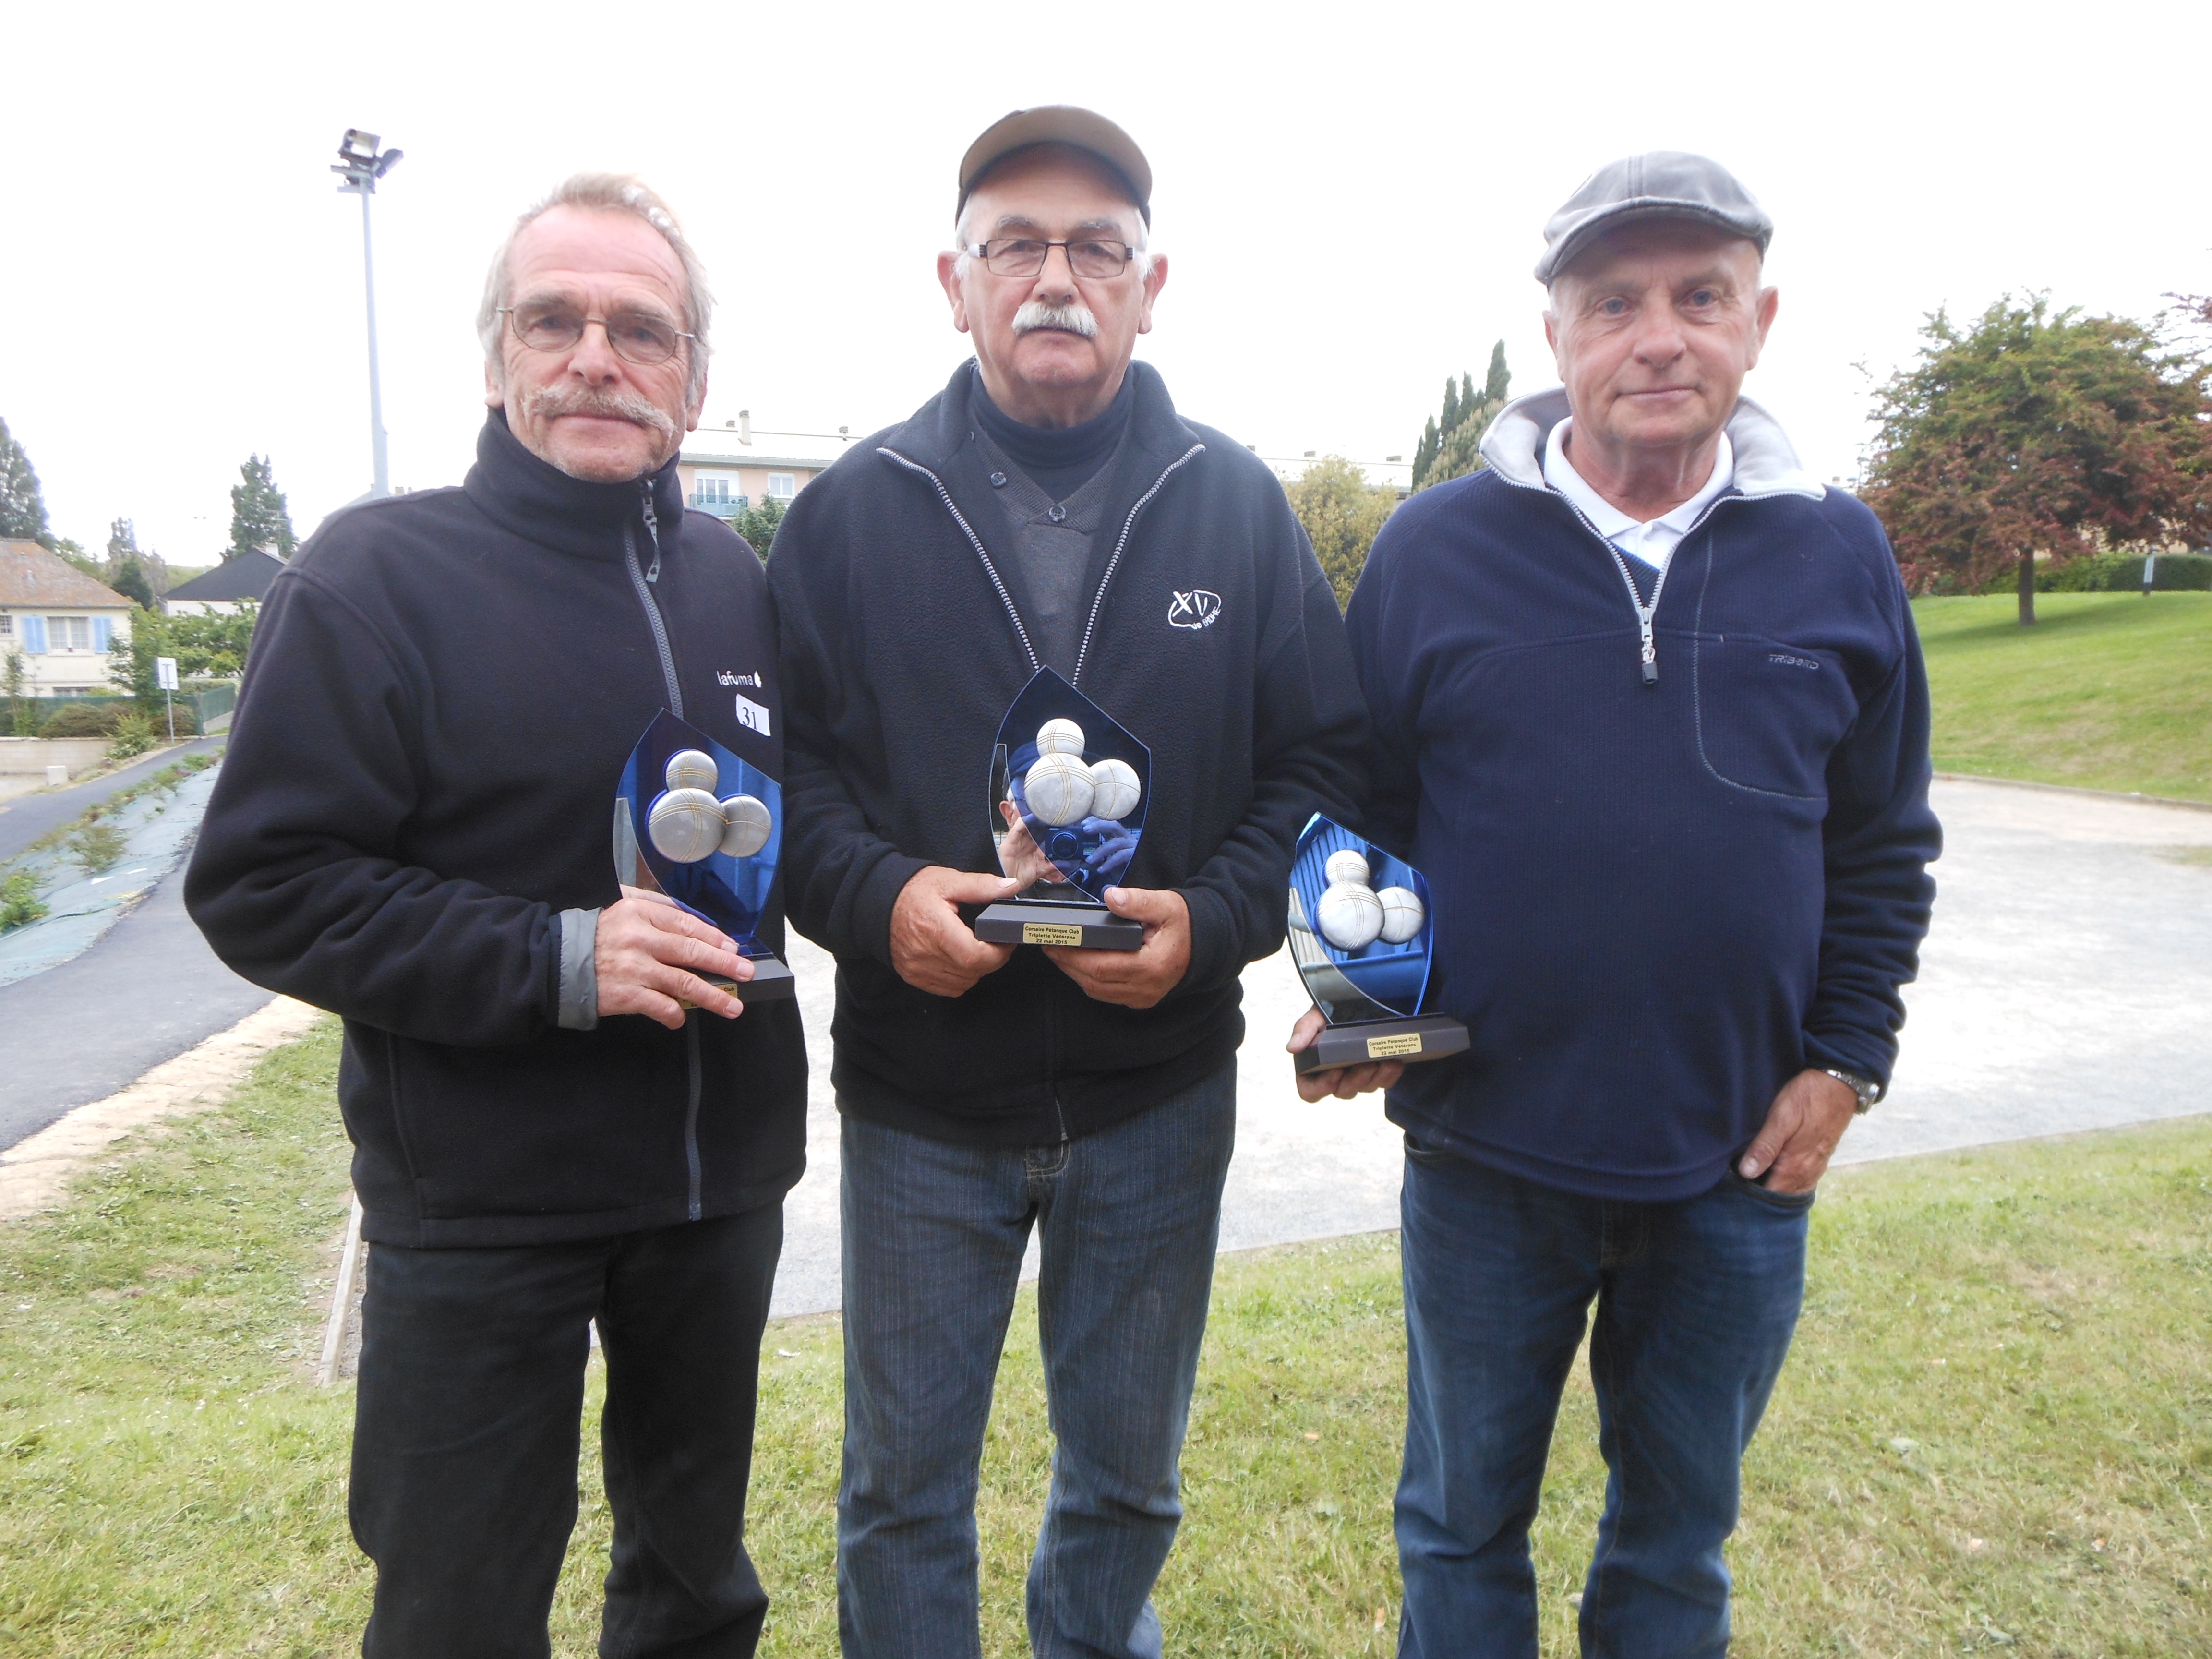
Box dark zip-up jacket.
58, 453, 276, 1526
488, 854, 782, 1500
769, 360, 1368, 1146
1350, 390, 1940, 1202
185, 412, 807, 1247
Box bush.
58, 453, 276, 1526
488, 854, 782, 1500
68, 820, 127, 874
0, 870, 46, 932
107, 709, 159, 760
36, 700, 122, 739
2033, 551, 2212, 592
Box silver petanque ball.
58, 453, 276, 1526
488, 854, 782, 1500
1035, 718, 1086, 757
664, 749, 719, 793
1324, 848, 1371, 887
1377, 885, 1425, 945
1087, 757, 1141, 821
649, 788, 728, 863
719, 794, 772, 859
1024, 752, 1096, 826
1317, 880, 1384, 951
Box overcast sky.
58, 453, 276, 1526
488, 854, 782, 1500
4, 0, 2207, 564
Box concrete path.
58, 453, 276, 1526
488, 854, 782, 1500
0, 736, 227, 864
765, 777, 2212, 1318
0, 832, 274, 1152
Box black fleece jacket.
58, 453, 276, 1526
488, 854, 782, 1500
186, 413, 807, 1247
769, 360, 1368, 1145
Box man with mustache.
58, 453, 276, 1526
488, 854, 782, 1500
769, 108, 1367, 1656
188, 175, 805, 1656
1295, 154, 1940, 1655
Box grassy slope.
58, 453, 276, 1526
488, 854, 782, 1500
3, 1025, 2208, 1655
1914, 592, 2212, 802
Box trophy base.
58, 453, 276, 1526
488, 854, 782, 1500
1293, 1014, 1468, 1076
688, 953, 796, 1005
974, 900, 1144, 951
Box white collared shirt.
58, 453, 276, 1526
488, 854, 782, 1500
1542, 419, 1735, 572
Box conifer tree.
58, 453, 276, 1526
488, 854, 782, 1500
227, 455, 297, 561
0, 417, 50, 543
1411, 344, 1512, 490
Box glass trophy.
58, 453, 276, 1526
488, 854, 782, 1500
972, 668, 1150, 951
1288, 813, 1467, 1076
612, 709, 795, 1002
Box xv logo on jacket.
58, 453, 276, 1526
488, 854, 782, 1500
1167, 589, 1222, 630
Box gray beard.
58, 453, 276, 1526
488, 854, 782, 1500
1012, 301, 1100, 339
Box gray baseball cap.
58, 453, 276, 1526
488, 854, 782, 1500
958, 106, 1153, 228
1535, 151, 1772, 284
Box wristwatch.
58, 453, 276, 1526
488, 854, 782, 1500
1821, 1067, 1882, 1114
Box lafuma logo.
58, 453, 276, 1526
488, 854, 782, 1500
1167, 589, 1222, 629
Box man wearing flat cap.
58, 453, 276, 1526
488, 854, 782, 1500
770, 108, 1365, 1656
1296, 152, 1939, 1653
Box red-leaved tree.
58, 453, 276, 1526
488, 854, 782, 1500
1862, 296, 2212, 624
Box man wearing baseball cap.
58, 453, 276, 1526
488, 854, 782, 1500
770, 108, 1365, 1656
1297, 153, 1940, 1652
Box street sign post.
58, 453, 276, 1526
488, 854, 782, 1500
156, 656, 179, 741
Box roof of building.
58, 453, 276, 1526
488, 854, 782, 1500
681, 420, 859, 472
0, 540, 132, 609
165, 549, 284, 603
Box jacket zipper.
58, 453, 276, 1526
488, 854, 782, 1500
1070, 444, 1206, 685
621, 482, 702, 1220
877, 442, 1207, 688
1510, 477, 1737, 688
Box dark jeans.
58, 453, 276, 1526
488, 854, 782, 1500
836, 1064, 1238, 1659
1395, 1142, 1810, 1659
351, 1204, 783, 1659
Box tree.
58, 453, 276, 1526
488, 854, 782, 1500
3, 648, 32, 736
227, 455, 297, 560
105, 518, 156, 609
1286, 456, 1399, 608
731, 495, 785, 559
109, 603, 259, 708
1411, 344, 1512, 490
1862, 296, 2212, 625
0, 417, 50, 543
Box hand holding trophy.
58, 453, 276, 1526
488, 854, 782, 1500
1286, 814, 1467, 1080
973, 669, 1153, 951
613, 711, 796, 1003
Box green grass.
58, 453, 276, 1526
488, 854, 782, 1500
1914, 592, 2212, 801
3, 1025, 2208, 1655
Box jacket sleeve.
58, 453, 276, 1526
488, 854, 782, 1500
767, 501, 928, 965
1175, 513, 1371, 996
1803, 560, 1942, 1090
183, 565, 562, 1045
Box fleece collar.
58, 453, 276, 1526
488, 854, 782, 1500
462, 409, 687, 562
880, 358, 1205, 486
1479, 386, 1824, 502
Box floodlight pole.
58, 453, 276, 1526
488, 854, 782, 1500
333, 131, 403, 499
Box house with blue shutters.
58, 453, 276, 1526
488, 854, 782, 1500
0, 539, 135, 697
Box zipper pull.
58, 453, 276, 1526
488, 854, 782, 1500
1637, 609, 1659, 686
640, 483, 662, 584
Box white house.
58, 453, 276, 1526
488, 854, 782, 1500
0, 539, 134, 696
677, 411, 858, 520
164, 549, 283, 617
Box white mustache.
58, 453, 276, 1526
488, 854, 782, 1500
1012, 301, 1100, 339
521, 383, 678, 439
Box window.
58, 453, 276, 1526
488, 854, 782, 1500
47, 616, 91, 651
0, 614, 12, 639
767, 473, 796, 500
697, 475, 732, 503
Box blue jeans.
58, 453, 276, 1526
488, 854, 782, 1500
1395, 1140, 1810, 1659
835, 1065, 1237, 1659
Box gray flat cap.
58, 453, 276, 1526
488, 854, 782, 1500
1536, 151, 1772, 284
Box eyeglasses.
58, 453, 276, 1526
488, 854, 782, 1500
499, 301, 695, 367
968, 238, 1139, 280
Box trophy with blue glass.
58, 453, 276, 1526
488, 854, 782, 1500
1288, 813, 1467, 1075
972, 668, 1150, 950
612, 710, 795, 1001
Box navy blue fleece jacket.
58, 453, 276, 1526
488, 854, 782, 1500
1348, 391, 1939, 1201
